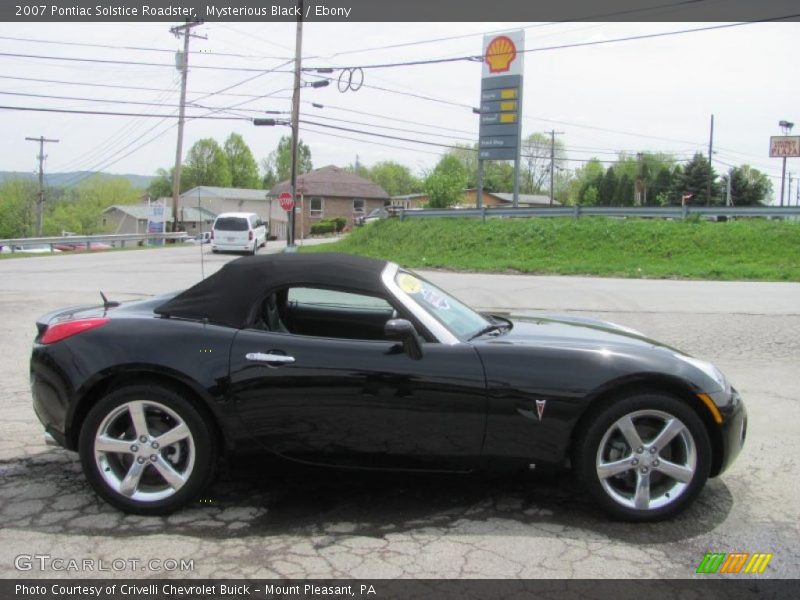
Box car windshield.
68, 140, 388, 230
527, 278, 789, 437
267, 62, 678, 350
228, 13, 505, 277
394, 270, 490, 340
214, 217, 248, 231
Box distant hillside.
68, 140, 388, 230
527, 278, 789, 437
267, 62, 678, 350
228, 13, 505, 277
0, 171, 154, 189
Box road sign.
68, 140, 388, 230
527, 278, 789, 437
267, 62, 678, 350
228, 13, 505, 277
278, 192, 294, 211
479, 31, 524, 165
769, 136, 800, 157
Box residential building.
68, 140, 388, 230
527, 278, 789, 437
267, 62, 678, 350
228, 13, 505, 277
269, 166, 390, 238
178, 187, 288, 239
103, 204, 216, 237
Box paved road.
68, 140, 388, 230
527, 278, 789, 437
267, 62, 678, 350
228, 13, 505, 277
0, 245, 797, 579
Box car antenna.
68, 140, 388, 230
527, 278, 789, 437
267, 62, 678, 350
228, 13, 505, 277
99, 291, 120, 309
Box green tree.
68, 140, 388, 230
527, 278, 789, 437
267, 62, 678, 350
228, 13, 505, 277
483, 161, 515, 192
183, 138, 232, 189
569, 158, 604, 205
424, 154, 468, 208
675, 153, 719, 205
598, 167, 618, 206
521, 133, 566, 194
364, 161, 421, 196
263, 136, 312, 184
44, 175, 140, 235
0, 178, 37, 238
581, 185, 599, 206
650, 167, 675, 206
224, 133, 260, 188
614, 173, 634, 206
721, 165, 773, 206
147, 167, 175, 199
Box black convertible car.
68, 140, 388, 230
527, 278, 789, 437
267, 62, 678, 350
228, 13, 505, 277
31, 253, 746, 520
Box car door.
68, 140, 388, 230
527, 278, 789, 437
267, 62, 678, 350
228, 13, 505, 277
229, 287, 488, 471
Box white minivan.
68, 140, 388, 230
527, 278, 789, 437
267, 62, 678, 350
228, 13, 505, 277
211, 212, 268, 255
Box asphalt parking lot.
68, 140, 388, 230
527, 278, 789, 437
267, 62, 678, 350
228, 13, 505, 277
1, 244, 798, 579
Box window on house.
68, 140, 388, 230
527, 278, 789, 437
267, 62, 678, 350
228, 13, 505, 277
353, 198, 365, 215
310, 197, 323, 218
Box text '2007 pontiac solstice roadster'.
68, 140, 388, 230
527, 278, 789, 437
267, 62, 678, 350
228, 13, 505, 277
31, 253, 746, 520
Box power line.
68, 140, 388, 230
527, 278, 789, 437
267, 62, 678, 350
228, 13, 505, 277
305, 17, 800, 72
312, 0, 702, 59
0, 105, 249, 120
0, 34, 293, 61
0, 74, 291, 101
0, 50, 295, 73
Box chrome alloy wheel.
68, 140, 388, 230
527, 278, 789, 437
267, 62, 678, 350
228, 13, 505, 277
595, 409, 697, 511
93, 400, 196, 502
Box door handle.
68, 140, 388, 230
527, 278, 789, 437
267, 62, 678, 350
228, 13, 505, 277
245, 352, 295, 364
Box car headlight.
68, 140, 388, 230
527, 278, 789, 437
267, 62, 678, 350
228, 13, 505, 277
675, 354, 728, 392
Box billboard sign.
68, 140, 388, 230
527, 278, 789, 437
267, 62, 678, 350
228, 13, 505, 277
769, 136, 800, 157
479, 30, 524, 163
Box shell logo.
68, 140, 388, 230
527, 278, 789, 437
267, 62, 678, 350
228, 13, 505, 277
485, 36, 517, 73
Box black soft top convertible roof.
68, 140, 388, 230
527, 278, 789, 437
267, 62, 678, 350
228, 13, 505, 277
155, 252, 389, 328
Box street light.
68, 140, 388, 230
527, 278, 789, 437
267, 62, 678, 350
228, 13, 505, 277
779, 120, 794, 134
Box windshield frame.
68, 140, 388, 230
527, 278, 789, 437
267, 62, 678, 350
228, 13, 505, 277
381, 263, 490, 344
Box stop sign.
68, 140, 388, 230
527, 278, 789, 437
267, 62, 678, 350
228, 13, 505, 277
278, 192, 294, 211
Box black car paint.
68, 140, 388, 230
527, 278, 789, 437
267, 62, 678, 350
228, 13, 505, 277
31, 293, 744, 476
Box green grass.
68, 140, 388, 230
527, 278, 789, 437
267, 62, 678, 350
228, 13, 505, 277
301, 217, 800, 281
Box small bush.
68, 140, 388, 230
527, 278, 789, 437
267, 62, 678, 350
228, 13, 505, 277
310, 220, 336, 235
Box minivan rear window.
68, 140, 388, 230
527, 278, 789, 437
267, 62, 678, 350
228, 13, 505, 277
214, 217, 248, 231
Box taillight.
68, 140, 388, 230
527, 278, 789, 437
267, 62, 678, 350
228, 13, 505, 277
248, 230, 253, 241
40, 318, 109, 344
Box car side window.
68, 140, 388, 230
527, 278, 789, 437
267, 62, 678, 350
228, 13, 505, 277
256, 287, 401, 341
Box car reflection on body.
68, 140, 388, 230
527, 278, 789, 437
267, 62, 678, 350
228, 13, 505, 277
30, 253, 746, 520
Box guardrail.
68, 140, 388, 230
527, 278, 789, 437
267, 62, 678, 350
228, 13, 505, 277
0, 232, 191, 254
397, 205, 800, 221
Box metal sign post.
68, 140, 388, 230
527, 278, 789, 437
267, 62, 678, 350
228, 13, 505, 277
478, 30, 524, 208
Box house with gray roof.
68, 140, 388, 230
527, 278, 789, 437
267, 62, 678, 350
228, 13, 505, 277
103, 204, 216, 237
269, 166, 390, 237
178, 186, 289, 239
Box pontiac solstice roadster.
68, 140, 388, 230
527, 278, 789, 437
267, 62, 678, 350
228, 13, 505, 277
30, 253, 746, 519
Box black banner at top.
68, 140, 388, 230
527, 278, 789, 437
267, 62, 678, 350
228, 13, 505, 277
2, 0, 800, 22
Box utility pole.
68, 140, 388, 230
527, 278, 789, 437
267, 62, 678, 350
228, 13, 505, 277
25, 136, 59, 236
706, 114, 714, 205
547, 130, 564, 206
788, 172, 794, 208
287, 0, 304, 248
726, 169, 732, 206
169, 19, 205, 234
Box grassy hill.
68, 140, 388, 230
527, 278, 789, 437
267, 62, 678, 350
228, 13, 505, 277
0, 171, 153, 189
302, 217, 800, 281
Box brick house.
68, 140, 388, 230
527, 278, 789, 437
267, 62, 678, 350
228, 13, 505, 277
269, 166, 390, 237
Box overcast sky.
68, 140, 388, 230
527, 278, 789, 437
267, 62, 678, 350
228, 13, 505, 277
0, 20, 798, 197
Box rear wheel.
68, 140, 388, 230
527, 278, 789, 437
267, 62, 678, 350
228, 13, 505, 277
573, 391, 711, 521
78, 385, 217, 515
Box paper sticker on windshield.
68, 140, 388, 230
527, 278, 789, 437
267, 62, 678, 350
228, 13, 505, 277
421, 288, 450, 310
397, 273, 422, 295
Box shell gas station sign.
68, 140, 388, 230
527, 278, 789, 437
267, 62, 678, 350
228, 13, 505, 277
479, 30, 524, 161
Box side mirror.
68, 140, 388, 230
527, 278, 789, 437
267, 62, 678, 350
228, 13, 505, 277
384, 318, 423, 360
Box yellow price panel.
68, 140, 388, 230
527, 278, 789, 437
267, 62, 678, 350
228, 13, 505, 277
499, 113, 518, 124
499, 100, 518, 112
500, 88, 518, 99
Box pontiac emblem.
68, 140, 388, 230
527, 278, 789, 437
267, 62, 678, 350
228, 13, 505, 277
535, 399, 547, 421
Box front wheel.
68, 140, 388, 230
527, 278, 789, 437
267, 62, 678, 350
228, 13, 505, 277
78, 385, 217, 515
573, 391, 711, 521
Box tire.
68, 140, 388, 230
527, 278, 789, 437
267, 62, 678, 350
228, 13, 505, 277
78, 384, 218, 515
573, 390, 711, 522
250, 241, 257, 256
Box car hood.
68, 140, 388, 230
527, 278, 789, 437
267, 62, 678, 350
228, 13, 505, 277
482, 313, 684, 355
